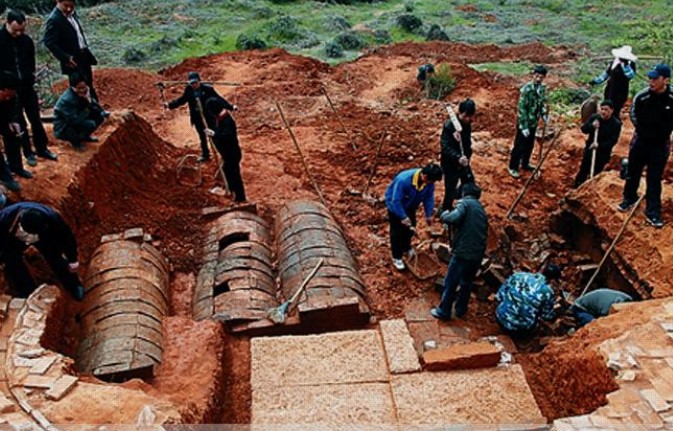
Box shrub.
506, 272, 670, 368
235, 34, 268, 50
325, 15, 351, 32
324, 41, 344, 58
426, 24, 449, 41
149, 36, 178, 53
122, 47, 147, 65
425, 63, 456, 100
374, 29, 392, 44
266, 15, 303, 43
396, 14, 423, 33
334, 31, 366, 50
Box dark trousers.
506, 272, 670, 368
2, 239, 81, 298
64, 54, 98, 103
222, 156, 245, 202
438, 255, 481, 318
61, 110, 104, 145
573, 146, 611, 187
440, 161, 473, 212
195, 122, 210, 158
387, 209, 416, 260
509, 126, 537, 171
18, 86, 49, 156
0, 125, 24, 176
623, 134, 671, 218
569, 305, 595, 328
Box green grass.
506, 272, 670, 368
469, 61, 534, 76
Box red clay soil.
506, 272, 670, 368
10, 41, 652, 423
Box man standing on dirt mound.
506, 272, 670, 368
438, 98, 476, 213
0, 202, 84, 301
44, 0, 102, 104
508, 65, 548, 179
205, 97, 246, 203
588, 45, 637, 116
495, 263, 561, 338
165, 71, 225, 163
53, 72, 108, 151
431, 182, 488, 321
384, 163, 442, 271
0, 10, 58, 167
573, 99, 622, 187
618, 64, 673, 228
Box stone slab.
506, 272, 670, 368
391, 365, 545, 425
252, 382, 395, 426
45, 375, 78, 401
379, 319, 421, 374
251, 330, 388, 388
22, 375, 54, 389
422, 341, 501, 371
641, 389, 671, 413
28, 356, 58, 375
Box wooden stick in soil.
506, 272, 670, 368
580, 194, 644, 297
506, 130, 562, 219
275, 101, 328, 208
195, 97, 229, 193
589, 122, 599, 179
321, 86, 357, 150
362, 131, 387, 197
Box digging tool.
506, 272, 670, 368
362, 131, 387, 197
267, 258, 324, 324
589, 121, 599, 179
537, 117, 547, 167
275, 101, 328, 208
580, 195, 644, 297
321, 86, 357, 150
157, 80, 240, 87
506, 130, 562, 219
194, 97, 230, 194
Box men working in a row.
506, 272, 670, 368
573, 99, 622, 188
438, 98, 476, 213
508, 65, 548, 179
0, 11, 58, 167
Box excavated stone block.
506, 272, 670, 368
123, 227, 145, 241
640, 389, 671, 413
251, 330, 388, 388
8, 299, 25, 310
22, 375, 55, 388
379, 319, 421, 374
44, 375, 78, 401
391, 365, 545, 425
100, 233, 123, 243
422, 341, 501, 371
28, 356, 58, 375
252, 383, 395, 426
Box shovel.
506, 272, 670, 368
267, 258, 324, 324
589, 121, 599, 179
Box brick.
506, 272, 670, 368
0, 339, 7, 352
44, 375, 78, 401
0, 393, 16, 414
618, 370, 637, 382
642, 389, 671, 412
30, 409, 51, 429
422, 341, 501, 371
8, 299, 25, 310
123, 227, 145, 241
379, 319, 421, 374
17, 349, 45, 359
22, 375, 54, 389
0, 295, 11, 315
28, 356, 57, 375
100, 233, 123, 243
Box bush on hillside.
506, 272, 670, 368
122, 47, 147, 65
334, 31, 366, 50
374, 29, 392, 44
396, 14, 423, 33
325, 15, 351, 32
236, 34, 268, 50
425, 63, 456, 100
324, 41, 344, 58
426, 24, 449, 41
266, 15, 304, 43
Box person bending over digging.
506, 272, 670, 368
53, 72, 108, 151
165, 71, 226, 163
384, 163, 442, 271
431, 182, 488, 321
562, 288, 633, 329
0, 202, 84, 301
495, 263, 561, 338
205, 97, 245, 203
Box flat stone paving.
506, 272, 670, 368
251, 325, 544, 427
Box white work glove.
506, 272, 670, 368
453, 131, 461, 141
68, 261, 80, 273
204, 128, 215, 137
590, 142, 598, 150
543, 115, 549, 124
521, 128, 530, 138
458, 156, 469, 167
401, 218, 412, 227
232, 105, 238, 111
9, 123, 22, 136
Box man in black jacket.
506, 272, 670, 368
0, 10, 58, 166
0, 202, 84, 301
589, 46, 637, 116
205, 97, 246, 202
166, 71, 225, 162
618, 64, 673, 228
0, 72, 28, 192
431, 182, 488, 320
573, 100, 622, 187
44, 0, 100, 103
438, 98, 476, 213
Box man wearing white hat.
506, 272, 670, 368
589, 45, 637, 115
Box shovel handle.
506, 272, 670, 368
288, 258, 324, 304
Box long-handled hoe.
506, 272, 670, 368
267, 258, 324, 324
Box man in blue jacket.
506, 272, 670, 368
384, 163, 442, 270
0, 202, 84, 301
431, 182, 488, 320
